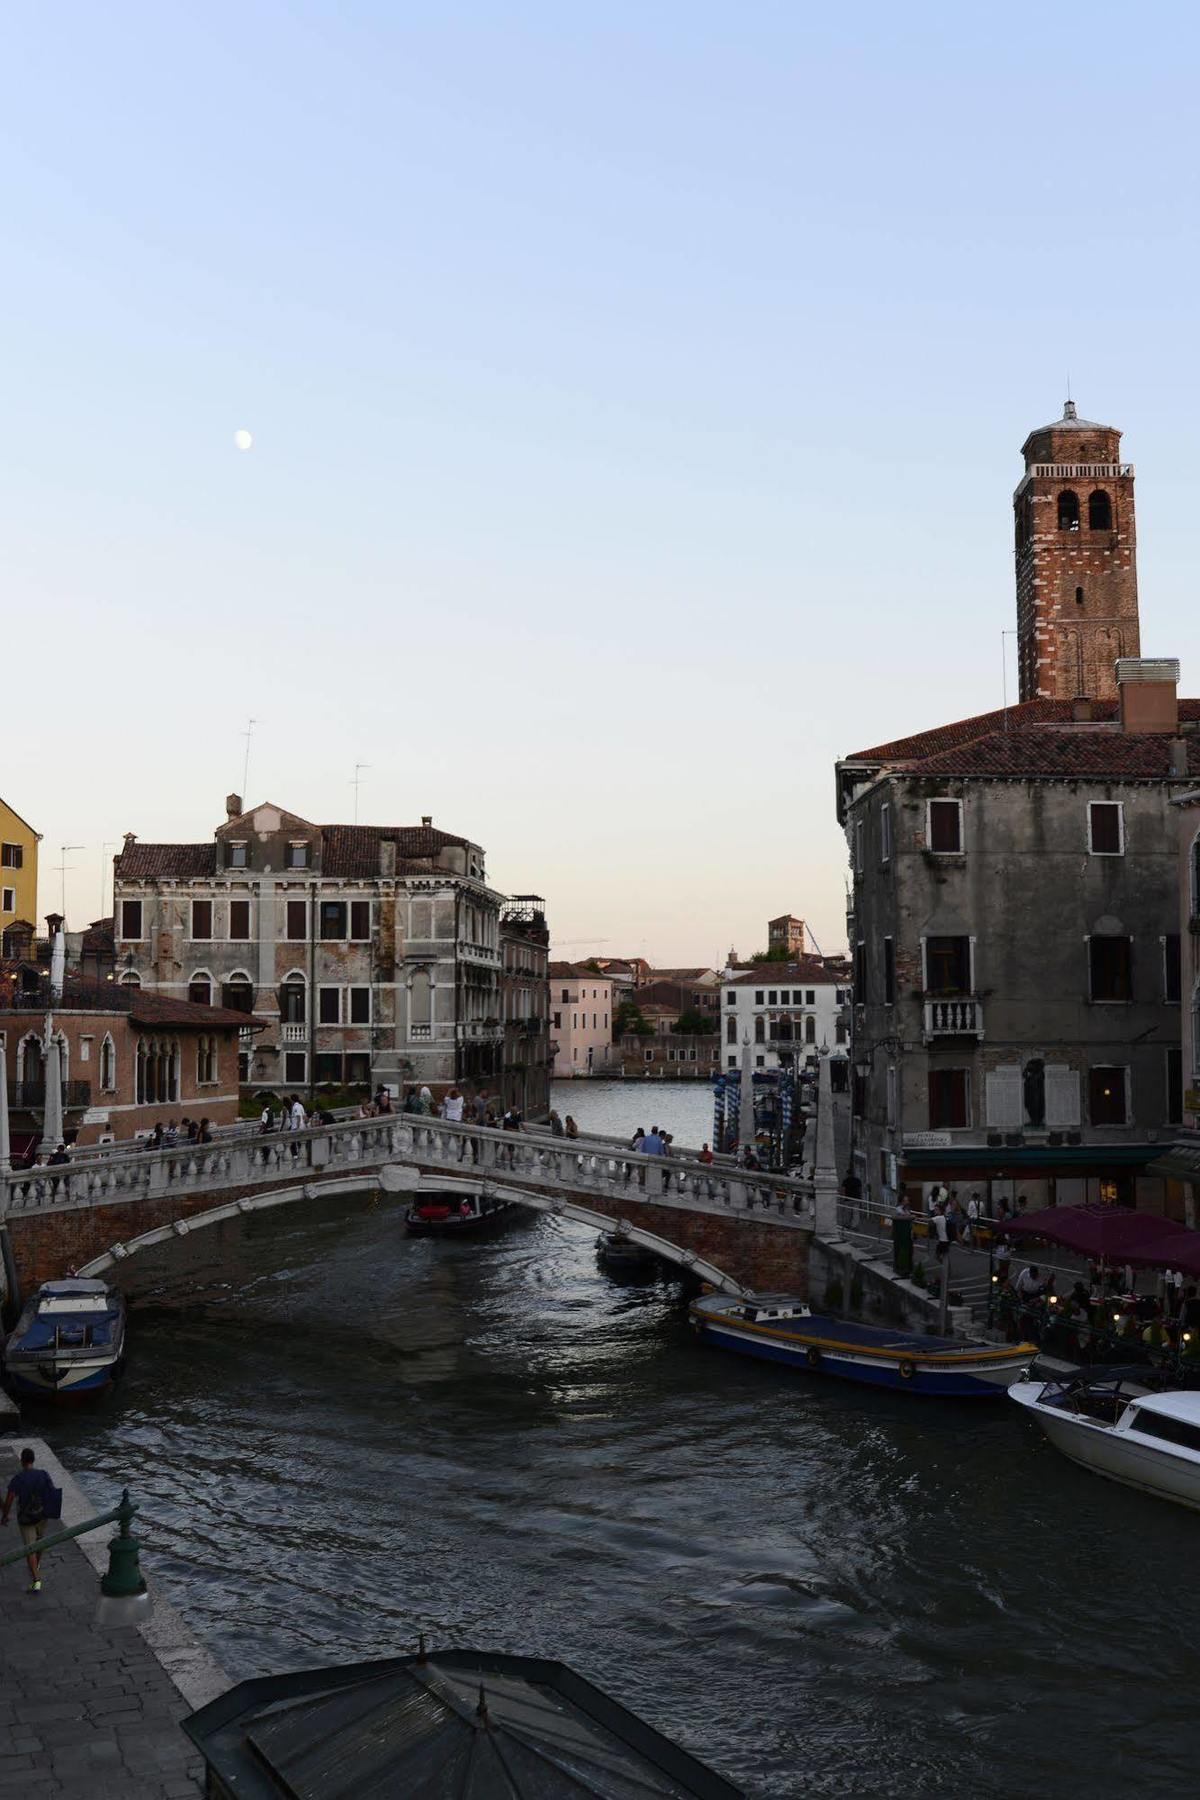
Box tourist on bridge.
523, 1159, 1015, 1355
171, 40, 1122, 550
259, 1102, 275, 1133
549, 1111, 564, 1136
403, 1086, 422, 1114
418, 1085, 433, 1113
502, 1105, 524, 1131
2, 1447, 59, 1595
698, 1143, 714, 1165
564, 1115, 579, 1140
442, 1088, 465, 1123
629, 1127, 645, 1152
930, 1203, 950, 1263
472, 1092, 488, 1125
641, 1126, 665, 1156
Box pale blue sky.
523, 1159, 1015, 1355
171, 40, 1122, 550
6, 4, 1198, 961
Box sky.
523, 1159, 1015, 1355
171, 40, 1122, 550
5, 3, 1200, 964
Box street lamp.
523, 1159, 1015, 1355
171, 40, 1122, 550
0, 1488, 149, 1624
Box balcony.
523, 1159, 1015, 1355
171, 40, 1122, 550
7, 1080, 92, 1113
456, 1021, 504, 1043
410, 1024, 432, 1040
281, 1023, 307, 1043
923, 998, 984, 1040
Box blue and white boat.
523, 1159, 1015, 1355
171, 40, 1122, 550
3, 1279, 127, 1401
690, 1292, 1033, 1398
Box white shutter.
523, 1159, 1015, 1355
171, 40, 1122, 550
986, 1065, 1022, 1129
1045, 1064, 1081, 1129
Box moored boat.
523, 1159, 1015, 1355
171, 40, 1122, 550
405, 1191, 518, 1236
3, 1279, 127, 1401
1009, 1370, 1200, 1510
689, 1292, 1033, 1398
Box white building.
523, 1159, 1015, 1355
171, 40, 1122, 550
720, 960, 848, 1072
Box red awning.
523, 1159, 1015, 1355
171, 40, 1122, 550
993, 1205, 1190, 1265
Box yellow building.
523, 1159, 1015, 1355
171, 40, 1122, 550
0, 797, 40, 941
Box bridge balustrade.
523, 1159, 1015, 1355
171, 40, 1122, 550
0, 1115, 813, 1228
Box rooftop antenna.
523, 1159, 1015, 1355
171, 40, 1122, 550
1001, 629, 1017, 731
58, 845, 84, 920
241, 718, 258, 801
352, 762, 371, 824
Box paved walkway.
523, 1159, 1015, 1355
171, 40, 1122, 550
0, 1443, 205, 1798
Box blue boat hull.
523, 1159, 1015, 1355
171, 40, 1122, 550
6, 1358, 121, 1401
692, 1304, 1031, 1399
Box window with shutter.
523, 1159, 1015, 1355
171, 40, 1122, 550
985, 1065, 1022, 1129
1044, 1065, 1081, 1129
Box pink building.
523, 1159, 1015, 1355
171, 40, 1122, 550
549, 962, 614, 1076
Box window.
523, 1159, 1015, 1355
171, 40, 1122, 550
120, 899, 143, 939
756, 1055, 765, 1068
79, 1035, 92, 1062
280, 975, 306, 1023
754, 1016, 765, 1043
191, 900, 213, 940
806, 990, 815, 1005
553, 1011, 561, 1029
320, 901, 347, 940
1127, 1408, 1200, 1453
120, 971, 141, 988
287, 842, 310, 869
804, 1016, 816, 1044
886, 1065, 897, 1128
727, 1017, 737, 1044
314, 1052, 343, 1085
768, 990, 777, 1005
726, 990, 736, 1006
645, 1049, 654, 1064
229, 900, 251, 941
286, 900, 307, 941
222, 975, 254, 1013
284, 1051, 307, 1083
1089, 935, 1132, 1003
350, 901, 371, 940
1165, 934, 1182, 1005
1166, 1044, 1183, 1127
728, 1055, 736, 1069
1, 889, 12, 913
755, 990, 764, 1005
880, 802, 892, 863
226, 841, 248, 869
1089, 1065, 1127, 1126
853, 817, 864, 873
1075, 586, 1085, 607
318, 987, 341, 1024
346, 1052, 370, 1085
561, 988, 569, 1004
925, 935, 971, 994
1023, 1058, 1046, 1127
883, 938, 896, 1004
1058, 489, 1080, 531
1088, 490, 1113, 532
349, 988, 370, 1024
854, 941, 868, 1003
1088, 802, 1124, 855
928, 1069, 969, 1129
187, 974, 212, 1006
1, 843, 22, 868
99, 1035, 116, 1092
927, 799, 963, 854
196, 1036, 217, 1084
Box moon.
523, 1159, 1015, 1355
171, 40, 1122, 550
234, 428, 253, 452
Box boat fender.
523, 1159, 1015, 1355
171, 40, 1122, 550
898, 1359, 916, 1381
805, 1346, 821, 1369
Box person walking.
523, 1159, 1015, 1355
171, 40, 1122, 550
472, 1092, 488, 1126
289, 1094, 307, 1131
2, 1447, 59, 1594
563, 1115, 579, 1140
930, 1202, 950, 1263
259, 1101, 275, 1134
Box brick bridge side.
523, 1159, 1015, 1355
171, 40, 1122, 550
5, 1164, 811, 1297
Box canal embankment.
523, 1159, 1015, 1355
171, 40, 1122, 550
0, 1437, 225, 1796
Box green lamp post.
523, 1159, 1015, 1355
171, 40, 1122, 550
0, 1487, 150, 1622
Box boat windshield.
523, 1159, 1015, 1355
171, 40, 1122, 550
14, 1314, 115, 1351
1125, 1409, 1200, 1454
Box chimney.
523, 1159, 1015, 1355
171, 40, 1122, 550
123, 831, 137, 849
1170, 736, 1190, 779
379, 839, 397, 876
225, 793, 243, 820
1071, 696, 1093, 722
1117, 657, 1179, 734
421, 815, 432, 828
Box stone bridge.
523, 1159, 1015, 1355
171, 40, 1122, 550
0, 1116, 815, 1302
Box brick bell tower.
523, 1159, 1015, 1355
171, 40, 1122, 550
1014, 400, 1140, 701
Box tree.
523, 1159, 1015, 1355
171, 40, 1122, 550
614, 999, 654, 1038
583, 957, 604, 972
674, 1009, 716, 1035
749, 945, 791, 964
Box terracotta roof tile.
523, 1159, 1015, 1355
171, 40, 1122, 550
319, 824, 473, 877
127, 995, 265, 1031
844, 698, 1200, 768
114, 843, 216, 879
726, 957, 840, 986
895, 729, 1200, 780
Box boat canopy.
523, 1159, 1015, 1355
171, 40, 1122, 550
995, 1206, 1200, 1272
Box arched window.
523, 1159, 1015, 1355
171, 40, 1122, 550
1075, 586, 1085, 607
279, 974, 307, 1023
410, 969, 431, 1031
1088, 490, 1113, 531
222, 973, 254, 1013
120, 971, 141, 988
188, 972, 213, 1006
753, 1015, 765, 1044
99, 1034, 116, 1092
1058, 490, 1080, 531
197, 1036, 216, 1084
804, 1015, 816, 1044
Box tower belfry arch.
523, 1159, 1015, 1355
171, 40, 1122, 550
1013, 399, 1140, 702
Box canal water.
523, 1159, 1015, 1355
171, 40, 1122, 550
41, 1175, 1200, 1797
551, 1077, 715, 1148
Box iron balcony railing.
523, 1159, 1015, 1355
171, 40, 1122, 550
8, 1080, 93, 1111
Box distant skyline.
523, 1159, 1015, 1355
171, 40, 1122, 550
6, 5, 1199, 962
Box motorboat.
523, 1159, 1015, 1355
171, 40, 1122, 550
404, 1190, 518, 1236
3, 1278, 127, 1401
595, 1231, 659, 1276
1010, 1369, 1200, 1510
689, 1292, 1034, 1398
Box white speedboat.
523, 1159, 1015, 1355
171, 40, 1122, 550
3, 1278, 127, 1402
1010, 1370, 1200, 1510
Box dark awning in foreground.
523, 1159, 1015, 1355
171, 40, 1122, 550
184, 1648, 744, 1799
1147, 1143, 1200, 1185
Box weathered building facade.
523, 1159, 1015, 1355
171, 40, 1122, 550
838, 661, 1196, 1213
549, 963, 615, 1075
500, 897, 552, 1118
113, 798, 513, 1101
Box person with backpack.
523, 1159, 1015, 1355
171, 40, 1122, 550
2, 1447, 59, 1593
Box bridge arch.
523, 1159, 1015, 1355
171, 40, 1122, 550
75, 1169, 749, 1295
